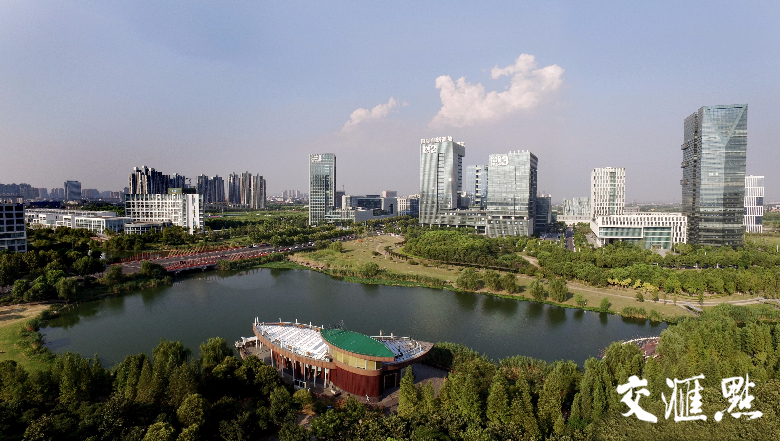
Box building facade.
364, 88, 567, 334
125, 189, 204, 234
745, 175, 764, 233
465, 165, 488, 209
309, 153, 337, 225
484, 150, 537, 237
246, 320, 432, 400
419, 137, 466, 225
590, 167, 625, 218
64, 181, 82, 201
397, 196, 420, 217
196, 175, 226, 204
535, 194, 552, 234
559, 197, 591, 225
0, 198, 26, 253
590, 213, 687, 250
681, 104, 748, 246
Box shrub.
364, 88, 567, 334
635, 292, 644, 302
599, 297, 611, 313
574, 294, 586, 307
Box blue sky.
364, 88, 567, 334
1, 1, 777, 202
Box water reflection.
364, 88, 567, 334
526, 302, 544, 319
545, 305, 567, 327
454, 291, 478, 310
42, 268, 666, 367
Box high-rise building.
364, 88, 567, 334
64, 181, 82, 201
50, 188, 65, 200
196, 175, 226, 204
309, 154, 336, 224
465, 165, 488, 209
0, 198, 26, 252
681, 104, 748, 246
128, 166, 186, 195
535, 194, 552, 234
745, 175, 764, 233
419, 136, 465, 225
590, 167, 625, 218
484, 151, 538, 236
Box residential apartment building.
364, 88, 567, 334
196, 175, 226, 204
681, 104, 748, 247
129, 166, 187, 195
745, 175, 764, 233
227, 172, 266, 209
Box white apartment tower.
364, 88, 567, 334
590, 167, 625, 218
744, 175, 764, 233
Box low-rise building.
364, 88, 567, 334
590, 212, 687, 250
124, 221, 167, 235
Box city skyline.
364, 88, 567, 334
1, 3, 778, 202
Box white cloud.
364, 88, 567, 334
341, 97, 406, 132
430, 54, 564, 128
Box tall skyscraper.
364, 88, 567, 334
64, 181, 82, 201
196, 175, 226, 204
681, 104, 747, 246
590, 167, 625, 218
128, 166, 186, 195
744, 175, 764, 233
309, 153, 336, 224
419, 136, 465, 225
485, 151, 538, 236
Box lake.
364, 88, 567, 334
42, 268, 665, 366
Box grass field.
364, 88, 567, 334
747, 233, 780, 249
0, 303, 49, 371
292, 235, 708, 321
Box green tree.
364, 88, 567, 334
482, 270, 501, 291
270, 386, 296, 426
549, 277, 568, 302
486, 373, 510, 426
102, 265, 124, 285
143, 421, 176, 441
328, 241, 343, 253
529, 276, 546, 301
140, 261, 167, 279
456, 268, 482, 291
360, 262, 380, 278
575, 293, 586, 307
278, 422, 310, 441
198, 337, 233, 372
499, 273, 518, 293
397, 366, 419, 419
599, 297, 611, 313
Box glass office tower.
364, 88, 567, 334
419, 136, 466, 225
309, 153, 336, 225
465, 165, 488, 209
681, 104, 747, 246
485, 151, 537, 236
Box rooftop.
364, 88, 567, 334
321, 328, 395, 359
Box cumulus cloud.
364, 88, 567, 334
341, 97, 407, 132
430, 54, 564, 128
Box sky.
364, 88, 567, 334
1, 1, 778, 203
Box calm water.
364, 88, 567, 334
42, 268, 665, 366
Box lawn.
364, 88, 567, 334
0, 303, 50, 371
293, 235, 700, 321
